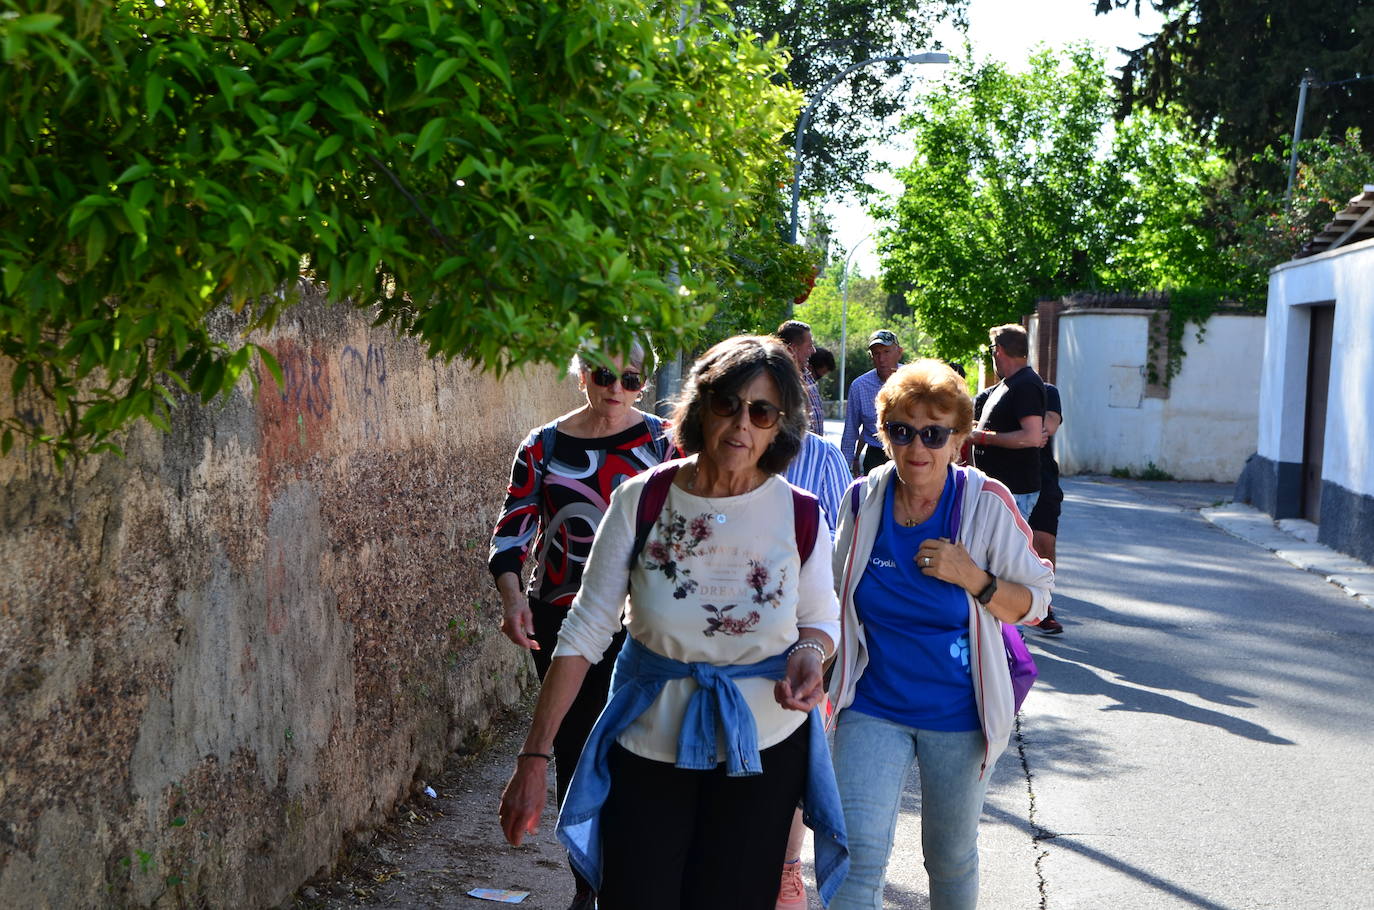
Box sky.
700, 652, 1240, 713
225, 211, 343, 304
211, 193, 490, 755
822, 0, 1167, 275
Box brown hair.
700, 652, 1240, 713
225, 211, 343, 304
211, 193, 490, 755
989, 323, 1029, 359
671, 335, 807, 475
876, 359, 974, 440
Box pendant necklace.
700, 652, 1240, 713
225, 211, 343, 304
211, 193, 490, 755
686, 464, 743, 525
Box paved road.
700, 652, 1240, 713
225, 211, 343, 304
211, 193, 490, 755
1018, 476, 1374, 909
327, 475, 1374, 909
798, 474, 1374, 908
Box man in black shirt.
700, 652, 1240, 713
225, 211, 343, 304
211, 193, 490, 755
1027, 383, 1064, 634
970, 324, 1046, 520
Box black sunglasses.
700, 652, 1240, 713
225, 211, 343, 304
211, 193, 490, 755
706, 391, 785, 429
883, 421, 955, 449
985, 343, 998, 358
589, 367, 644, 392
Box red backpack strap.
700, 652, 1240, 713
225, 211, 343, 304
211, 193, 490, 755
629, 463, 681, 568
792, 488, 820, 566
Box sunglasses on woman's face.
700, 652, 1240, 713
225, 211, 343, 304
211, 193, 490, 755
883, 421, 955, 449
589, 367, 644, 392
707, 391, 785, 429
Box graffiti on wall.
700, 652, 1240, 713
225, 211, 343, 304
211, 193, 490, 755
338, 344, 388, 443
258, 340, 334, 470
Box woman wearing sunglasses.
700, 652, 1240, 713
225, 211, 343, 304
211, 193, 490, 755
499, 335, 848, 909
488, 339, 674, 910
826, 359, 1054, 910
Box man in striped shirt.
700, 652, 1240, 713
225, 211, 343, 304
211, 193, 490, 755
777, 319, 825, 435
841, 329, 904, 476
783, 430, 851, 535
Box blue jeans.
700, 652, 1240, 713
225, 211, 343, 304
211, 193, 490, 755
829, 710, 991, 910
1012, 491, 1039, 520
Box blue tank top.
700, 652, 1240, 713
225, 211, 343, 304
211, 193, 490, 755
849, 470, 980, 731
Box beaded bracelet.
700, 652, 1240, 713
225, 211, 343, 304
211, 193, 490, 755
786, 639, 828, 661
516, 751, 554, 762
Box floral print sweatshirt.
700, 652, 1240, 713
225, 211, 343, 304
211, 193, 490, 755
554, 461, 841, 763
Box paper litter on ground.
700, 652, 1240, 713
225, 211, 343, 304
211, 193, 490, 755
467, 888, 530, 903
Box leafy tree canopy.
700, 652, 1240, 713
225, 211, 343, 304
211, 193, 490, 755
729, 0, 966, 200
1099, 0, 1374, 188
796, 262, 921, 399
1214, 129, 1374, 301
0, 0, 799, 462
878, 45, 1230, 357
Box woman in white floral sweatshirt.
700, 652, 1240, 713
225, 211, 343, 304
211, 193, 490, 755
499, 336, 847, 909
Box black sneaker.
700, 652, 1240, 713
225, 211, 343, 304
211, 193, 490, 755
1038, 609, 1064, 635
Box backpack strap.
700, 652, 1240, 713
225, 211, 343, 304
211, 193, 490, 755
537, 420, 560, 478
642, 412, 673, 461
946, 466, 968, 540
629, 464, 819, 569
791, 489, 820, 566
629, 462, 681, 568
848, 477, 865, 517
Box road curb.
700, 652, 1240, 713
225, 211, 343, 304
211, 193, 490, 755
1201, 504, 1374, 608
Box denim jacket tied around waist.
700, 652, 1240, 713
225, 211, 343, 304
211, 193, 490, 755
555, 635, 850, 905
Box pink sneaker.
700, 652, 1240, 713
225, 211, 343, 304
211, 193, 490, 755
776, 859, 807, 910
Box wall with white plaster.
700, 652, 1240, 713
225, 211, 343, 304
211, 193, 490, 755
1056, 311, 1265, 482
1263, 237, 1374, 498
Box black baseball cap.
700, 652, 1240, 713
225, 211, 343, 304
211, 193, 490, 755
868, 330, 899, 348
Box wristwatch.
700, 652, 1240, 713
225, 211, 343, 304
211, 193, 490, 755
975, 573, 998, 605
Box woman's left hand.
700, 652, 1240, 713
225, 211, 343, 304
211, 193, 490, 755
775, 649, 825, 712
915, 537, 983, 592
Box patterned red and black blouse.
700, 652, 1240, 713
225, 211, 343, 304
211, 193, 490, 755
488, 414, 674, 607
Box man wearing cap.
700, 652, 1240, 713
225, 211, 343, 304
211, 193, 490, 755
840, 329, 904, 476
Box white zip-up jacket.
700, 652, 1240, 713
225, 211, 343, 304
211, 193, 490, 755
826, 463, 1055, 773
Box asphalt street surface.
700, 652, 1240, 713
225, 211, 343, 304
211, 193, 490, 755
328, 475, 1374, 909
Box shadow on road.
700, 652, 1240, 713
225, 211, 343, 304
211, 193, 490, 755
983, 803, 1243, 910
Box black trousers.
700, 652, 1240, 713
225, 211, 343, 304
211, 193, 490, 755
596, 722, 810, 910
861, 443, 890, 474
529, 597, 626, 892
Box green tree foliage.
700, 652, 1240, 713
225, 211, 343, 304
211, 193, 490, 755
1103, 105, 1233, 292
1099, 0, 1374, 190
729, 0, 966, 199
0, 0, 798, 463
702, 164, 821, 341
878, 46, 1227, 357
1215, 129, 1374, 301
796, 263, 920, 398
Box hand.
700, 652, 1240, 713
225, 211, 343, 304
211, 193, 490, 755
499, 597, 539, 650
915, 537, 983, 592
774, 649, 825, 712
498, 760, 549, 845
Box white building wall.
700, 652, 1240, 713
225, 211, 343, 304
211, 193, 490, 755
1056, 310, 1264, 482
1264, 237, 1374, 498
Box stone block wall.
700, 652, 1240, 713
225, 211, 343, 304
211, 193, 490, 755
0, 291, 583, 908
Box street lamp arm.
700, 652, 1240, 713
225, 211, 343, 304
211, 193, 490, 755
788, 51, 949, 246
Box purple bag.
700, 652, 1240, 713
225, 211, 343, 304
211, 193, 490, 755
948, 468, 1039, 713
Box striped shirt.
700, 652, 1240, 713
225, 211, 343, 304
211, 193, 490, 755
841, 369, 887, 472
801, 367, 825, 435
784, 432, 851, 536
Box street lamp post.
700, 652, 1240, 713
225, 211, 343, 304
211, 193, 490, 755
838, 231, 875, 419
1285, 70, 1316, 201
787, 51, 949, 247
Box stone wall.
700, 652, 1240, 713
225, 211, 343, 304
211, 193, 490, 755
0, 291, 583, 908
